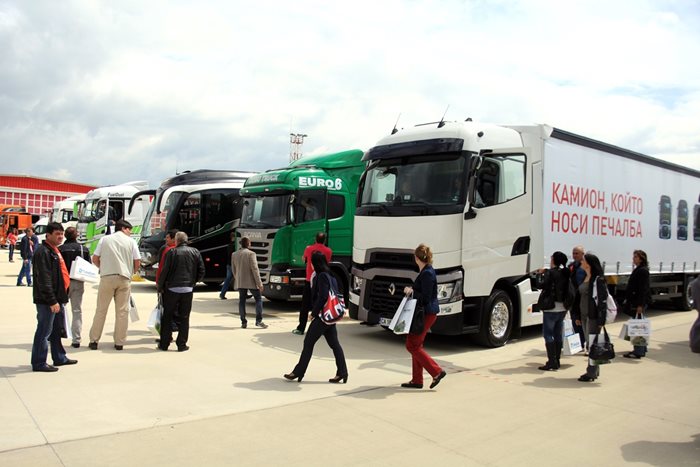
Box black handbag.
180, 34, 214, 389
589, 327, 615, 360
409, 304, 425, 335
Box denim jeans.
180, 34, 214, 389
17, 260, 32, 285
220, 265, 233, 298
238, 288, 263, 324
31, 304, 68, 368
542, 310, 566, 344
8, 244, 15, 261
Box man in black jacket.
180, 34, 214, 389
59, 227, 93, 348
156, 231, 205, 351
16, 227, 39, 286
30, 222, 78, 372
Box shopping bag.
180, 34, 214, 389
627, 318, 651, 347
69, 255, 99, 283
319, 274, 345, 324
563, 333, 583, 355
592, 283, 617, 323
61, 305, 73, 340
129, 295, 140, 323
619, 323, 631, 341
563, 318, 575, 337
589, 328, 615, 361
389, 296, 417, 335
147, 302, 162, 336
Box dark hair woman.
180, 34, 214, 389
623, 250, 651, 359
284, 251, 348, 383
571, 252, 608, 382
400, 244, 446, 390
535, 251, 570, 371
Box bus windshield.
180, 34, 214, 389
240, 194, 292, 228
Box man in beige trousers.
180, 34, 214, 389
231, 236, 266, 329
88, 220, 141, 350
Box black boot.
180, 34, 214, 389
553, 340, 562, 369
538, 342, 557, 371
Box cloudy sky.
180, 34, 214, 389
1, 0, 699, 188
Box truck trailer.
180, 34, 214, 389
237, 149, 364, 300
350, 120, 700, 346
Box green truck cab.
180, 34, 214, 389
237, 149, 364, 300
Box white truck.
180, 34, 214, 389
50, 194, 85, 230
350, 120, 700, 346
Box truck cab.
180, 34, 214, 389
237, 149, 364, 300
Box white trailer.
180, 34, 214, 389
350, 121, 700, 346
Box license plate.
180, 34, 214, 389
379, 317, 392, 326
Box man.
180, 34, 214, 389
17, 227, 39, 286
155, 229, 178, 284
219, 231, 236, 299
30, 222, 77, 372
293, 232, 332, 335
231, 236, 266, 329
568, 245, 586, 348
156, 231, 205, 351
88, 219, 141, 351
59, 227, 92, 348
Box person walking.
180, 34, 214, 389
219, 231, 236, 300
568, 245, 586, 349
293, 232, 332, 335
8, 227, 18, 262
17, 227, 39, 286
59, 227, 92, 348
30, 222, 77, 372
88, 220, 141, 351
156, 232, 205, 352
400, 244, 446, 390
623, 249, 651, 359
534, 251, 570, 371
284, 251, 348, 383
571, 252, 608, 382
231, 236, 267, 328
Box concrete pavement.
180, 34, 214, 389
1, 255, 699, 466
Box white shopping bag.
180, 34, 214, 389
147, 303, 162, 336
563, 318, 575, 337
129, 295, 139, 322
563, 333, 582, 355
388, 296, 417, 335
62, 305, 73, 340
627, 318, 651, 346
69, 256, 100, 283
619, 323, 630, 341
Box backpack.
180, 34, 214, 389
320, 273, 346, 324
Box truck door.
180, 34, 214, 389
94, 197, 109, 236
291, 189, 328, 267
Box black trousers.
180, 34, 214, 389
160, 290, 193, 349
293, 317, 347, 378
296, 281, 312, 332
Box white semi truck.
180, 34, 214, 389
350, 120, 700, 346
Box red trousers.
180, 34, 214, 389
406, 313, 442, 384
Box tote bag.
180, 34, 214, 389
389, 296, 418, 335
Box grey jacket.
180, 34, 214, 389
231, 248, 262, 290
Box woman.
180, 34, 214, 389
284, 251, 348, 383
401, 244, 446, 389
623, 250, 651, 359
571, 252, 608, 382
535, 251, 570, 371
8, 228, 18, 263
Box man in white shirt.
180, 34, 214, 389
88, 220, 141, 351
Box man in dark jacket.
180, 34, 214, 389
156, 231, 205, 351
17, 227, 39, 286
30, 222, 77, 372
59, 227, 93, 348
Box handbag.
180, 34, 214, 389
409, 304, 425, 335
320, 274, 345, 324
589, 327, 615, 360
389, 295, 417, 335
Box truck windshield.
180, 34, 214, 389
80, 199, 99, 222
357, 154, 468, 216
240, 194, 291, 228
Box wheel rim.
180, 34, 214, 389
490, 301, 510, 339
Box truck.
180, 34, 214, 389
132, 170, 256, 284
0, 205, 38, 246
77, 181, 151, 253
50, 194, 85, 230
350, 120, 700, 347
237, 149, 364, 300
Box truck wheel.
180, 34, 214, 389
673, 276, 695, 311
476, 290, 513, 347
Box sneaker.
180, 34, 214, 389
292, 329, 304, 335
256, 322, 268, 329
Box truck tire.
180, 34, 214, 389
673, 276, 695, 311
475, 290, 513, 347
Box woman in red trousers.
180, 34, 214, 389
401, 244, 446, 389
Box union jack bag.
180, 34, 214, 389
320, 275, 345, 324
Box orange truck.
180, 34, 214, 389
0, 206, 33, 247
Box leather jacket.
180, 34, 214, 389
32, 242, 69, 305
157, 245, 205, 292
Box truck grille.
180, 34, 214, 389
366, 277, 414, 314
236, 229, 276, 284
369, 251, 418, 271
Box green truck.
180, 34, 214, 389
237, 149, 364, 300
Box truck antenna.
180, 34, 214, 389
438, 105, 449, 128
391, 113, 401, 135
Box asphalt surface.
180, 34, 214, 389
1, 254, 699, 466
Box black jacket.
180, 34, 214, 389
571, 275, 608, 326
32, 242, 69, 306
20, 234, 40, 260
311, 272, 338, 318
626, 266, 651, 308
58, 240, 92, 280
537, 267, 570, 309
157, 244, 205, 292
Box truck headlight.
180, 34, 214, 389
352, 275, 363, 293
269, 275, 289, 284
437, 280, 462, 303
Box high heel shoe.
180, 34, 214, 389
328, 375, 348, 384
577, 374, 597, 382
283, 372, 302, 382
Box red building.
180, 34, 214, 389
0, 174, 97, 216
